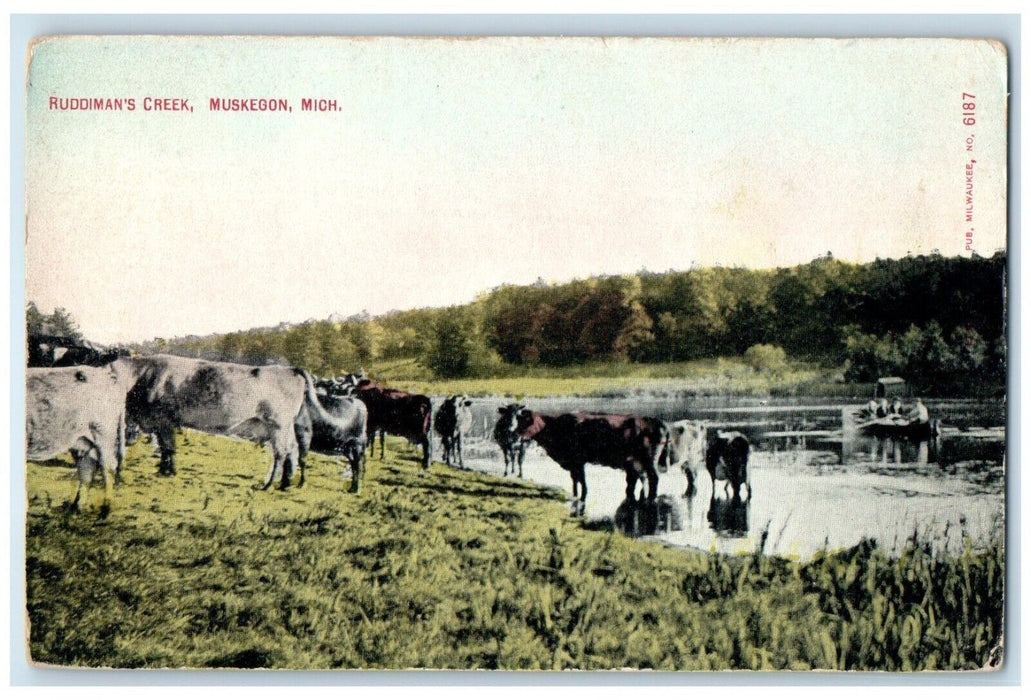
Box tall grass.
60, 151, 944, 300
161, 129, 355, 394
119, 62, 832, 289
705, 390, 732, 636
25, 431, 1003, 670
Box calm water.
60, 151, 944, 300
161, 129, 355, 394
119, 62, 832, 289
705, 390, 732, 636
433, 396, 1005, 558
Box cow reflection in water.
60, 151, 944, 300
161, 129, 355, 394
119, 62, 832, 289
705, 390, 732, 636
613, 495, 683, 537
707, 494, 750, 538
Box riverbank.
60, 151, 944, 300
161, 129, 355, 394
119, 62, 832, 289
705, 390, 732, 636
366, 356, 860, 398
26, 431, 1002, 670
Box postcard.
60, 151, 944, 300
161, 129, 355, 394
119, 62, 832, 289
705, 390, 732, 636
23, 35, 1007, 671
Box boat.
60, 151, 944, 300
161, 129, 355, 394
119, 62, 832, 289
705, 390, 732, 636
855, 416, 940, 441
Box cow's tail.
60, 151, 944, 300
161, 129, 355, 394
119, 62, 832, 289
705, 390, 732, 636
421, 398, 432, 436
294, 368, 337, 426
656, 421, 672, 474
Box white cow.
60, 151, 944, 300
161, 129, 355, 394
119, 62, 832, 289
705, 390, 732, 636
26, 360, 134, 511
125, 355, 309, 490
661, 419, 708, 497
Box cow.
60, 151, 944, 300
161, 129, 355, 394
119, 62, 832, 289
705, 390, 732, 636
27, 334, 128, 368
124, 355, 308, 490
340, 374, 432, 470
514, 409, 669, 509
494, 403, 528, 478
26, 360, 134, 511
659, 419, 707, 497
293, 376, 369, 492
434, 395, 473, 468
706, 431, 750, 500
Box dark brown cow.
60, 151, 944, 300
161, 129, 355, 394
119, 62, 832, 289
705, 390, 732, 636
342, 375, 432, 470
494, 403, 528, 478
433, 395, 473, 468
515, 409, 669, 507
706, 431, 750, 500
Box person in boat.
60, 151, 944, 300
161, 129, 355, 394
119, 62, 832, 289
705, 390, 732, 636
875, 398, 890, 418
909, 398, 930, 426
864, 399, 879, 418
890, 397, 904, 416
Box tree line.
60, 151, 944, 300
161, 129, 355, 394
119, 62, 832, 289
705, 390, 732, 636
31, 252, 1006, 395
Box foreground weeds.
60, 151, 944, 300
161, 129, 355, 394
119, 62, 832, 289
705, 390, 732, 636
26, 432, 1003, 670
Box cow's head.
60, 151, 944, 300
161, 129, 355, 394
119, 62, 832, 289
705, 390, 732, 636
515, 408, 544, 439
496, 403, 524, 431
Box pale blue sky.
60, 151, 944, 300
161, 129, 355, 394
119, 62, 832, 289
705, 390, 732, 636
25, 36, 1008, 343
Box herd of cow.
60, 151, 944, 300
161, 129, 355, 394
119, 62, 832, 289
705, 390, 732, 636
26, 353, 751, 514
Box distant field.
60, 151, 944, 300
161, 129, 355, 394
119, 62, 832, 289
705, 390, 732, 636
366, 357, 857, 398
25, 431, 1002, 670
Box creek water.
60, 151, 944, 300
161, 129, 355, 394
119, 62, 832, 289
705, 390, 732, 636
430, 396, 1005, 558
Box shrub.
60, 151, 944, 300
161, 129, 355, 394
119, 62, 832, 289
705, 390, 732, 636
744, 344, 788, 374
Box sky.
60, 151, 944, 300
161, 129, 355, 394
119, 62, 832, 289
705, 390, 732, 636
25, 36, 1008, 344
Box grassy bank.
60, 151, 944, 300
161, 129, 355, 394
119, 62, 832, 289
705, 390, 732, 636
366, 357, 856, 398
26, 432, 1002, 670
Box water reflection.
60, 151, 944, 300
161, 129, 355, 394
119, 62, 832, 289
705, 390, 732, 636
613, 495, 683, 537
449, 397, 1005, 557
707, 494, 749, 538
862, 436, 938, 465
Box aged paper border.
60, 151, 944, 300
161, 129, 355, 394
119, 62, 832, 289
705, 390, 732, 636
7, 11, 1021, 690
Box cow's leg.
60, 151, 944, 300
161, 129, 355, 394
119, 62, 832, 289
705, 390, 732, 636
625, 470, 640, 501
456, 434, 463, 469
571, 463, 587, 503
420, 434, 430, 471
156, 425, 177, 476
572, 464, 587, 516
98, 446, 115, 515
379, 429, 386, 460
260, 449, 278, 490
278, 449, 293, 491
296, 450, 307, 489
684, 467, 696, 498
114, 413, 126, 486
70, 448, 98, 512
565, 464, 579, 500
517, 443, 525, 479
348, 443, 363, 494
645, 463, 659, 501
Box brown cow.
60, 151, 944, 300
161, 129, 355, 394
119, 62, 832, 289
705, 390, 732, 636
340, 374, 432, 470
515, 409, 669, 508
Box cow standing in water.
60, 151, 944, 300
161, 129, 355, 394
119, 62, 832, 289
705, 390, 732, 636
434, 395, 473, 468
515, 409, 669, 511
706, 431, 750, 500
660, 419, 707, 497
340, 374, 432, 470
494, 403, 528, 478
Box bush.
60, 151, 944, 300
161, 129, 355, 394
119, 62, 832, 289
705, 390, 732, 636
743, 344, 788, 374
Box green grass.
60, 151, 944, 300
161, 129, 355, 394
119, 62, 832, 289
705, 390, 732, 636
26, 431, 1003, 670
367, 357, 843, 398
